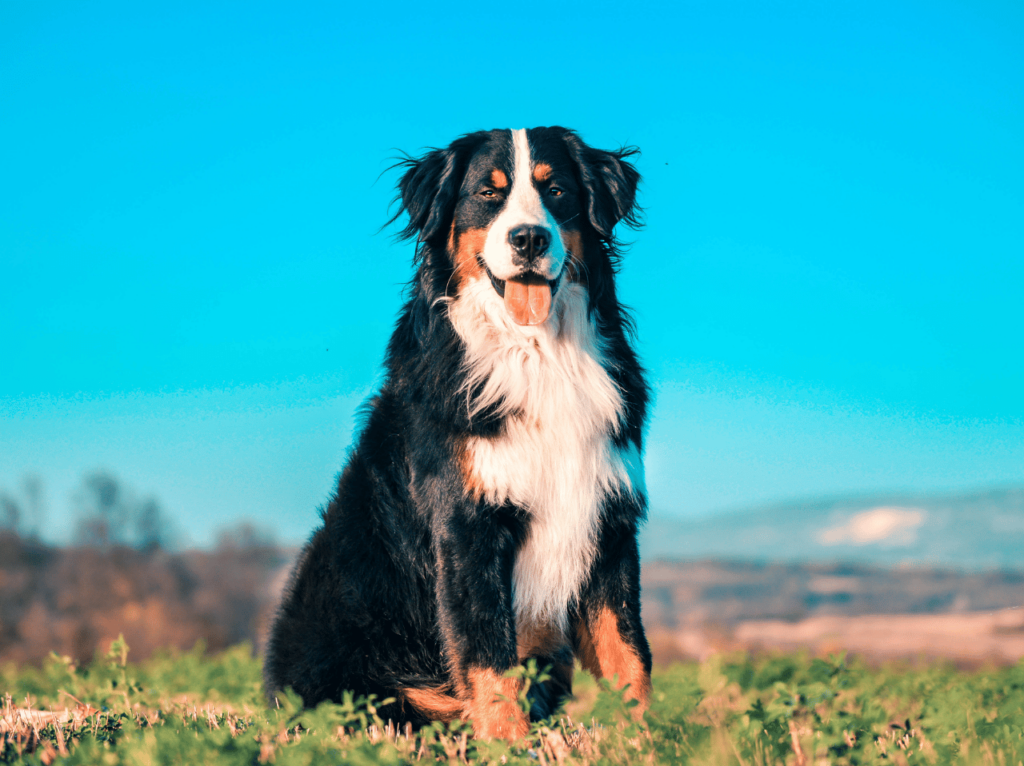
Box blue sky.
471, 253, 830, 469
2, 0, 1022, 546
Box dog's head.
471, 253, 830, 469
393, 127, 640, 326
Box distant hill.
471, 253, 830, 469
641, 486, 1024, 570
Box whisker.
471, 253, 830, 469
434, 253, 477, 309
566, 249, 590, 283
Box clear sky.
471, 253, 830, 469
2, 0, 1022, 547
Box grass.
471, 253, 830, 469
2, 637, 1023, 764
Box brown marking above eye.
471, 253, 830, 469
490, 169, 508, 189
532, 163, 553, 183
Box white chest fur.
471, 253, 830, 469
448, 279, 645, 633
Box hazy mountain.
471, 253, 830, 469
641, 486, 1024, 570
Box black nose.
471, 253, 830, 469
508, 225, 550, 264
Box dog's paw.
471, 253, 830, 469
466, 668, 530, 740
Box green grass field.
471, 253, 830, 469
2, 638, 1023, 764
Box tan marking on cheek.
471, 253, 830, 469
560, 229, 584, 281
398, 686, 463, 722
576, 606, 651, 716
532, 163, 553, 183
465, 667, 529, 740
491, 169, 508, 189
450, 226, 487, 290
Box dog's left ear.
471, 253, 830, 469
565, 132, 642, 239
391, 133, 486, 244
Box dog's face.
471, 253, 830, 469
451, 129, 580, 325
395, 127, 640, 326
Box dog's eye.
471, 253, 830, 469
480, 189, 497, 198
549, 186, 564, 197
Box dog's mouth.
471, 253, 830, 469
476, 257, 563, 326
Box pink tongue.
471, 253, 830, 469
504, 275, 552, 326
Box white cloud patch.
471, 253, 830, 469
817, 507, 926, 547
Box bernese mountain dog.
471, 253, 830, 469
264, 126, 651, 739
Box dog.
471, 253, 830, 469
264, 126, 651, 739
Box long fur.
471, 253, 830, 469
264, 126, 652, 735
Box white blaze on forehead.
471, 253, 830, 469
480, 128, 566, 281
509, 129, 543, 223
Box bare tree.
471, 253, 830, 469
0, 475, 45, 538
0, 493, 20, 531
21, 474, 44, 538
135, 498, 165, 552
73, 471, 176, 550
74, 472, 125, 547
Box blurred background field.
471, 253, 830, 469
2, 472, 1022, 670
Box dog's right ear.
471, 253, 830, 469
390, 133, 485, 245
391, 148, 457, 243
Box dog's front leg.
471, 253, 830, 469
575, 512, 652, 718
433, 503, 529, 740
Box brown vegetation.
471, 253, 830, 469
0, 530, 289, 665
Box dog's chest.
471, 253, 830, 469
469, 415, 641, 633
456, 285, 644, 631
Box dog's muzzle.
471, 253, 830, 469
476, 256, 563, 326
